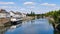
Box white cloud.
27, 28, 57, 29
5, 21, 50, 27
0, 2, 15, 4
40, 3, 56, 6
24, 2, 35, 5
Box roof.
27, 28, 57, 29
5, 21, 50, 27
15, 12, 22, 15
22, 13, 26, 15
10, 11, 15, 14
10, 11, 22, 15
0, 9, 9, 14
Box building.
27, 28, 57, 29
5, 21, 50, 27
10, 11, 26, 18
0, 9, 10, 24
0, 9, 10, 18
10, 11, 16, 17
22, 13, 26, 17
10, 11, 26, 24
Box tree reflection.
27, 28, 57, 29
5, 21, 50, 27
54, 30, 60, 34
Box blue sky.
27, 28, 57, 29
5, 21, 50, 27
0, 0, 60, 14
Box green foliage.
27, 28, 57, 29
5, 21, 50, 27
26, 11, 35, 16
26, 11, 45, 18
45, 9, 60, 23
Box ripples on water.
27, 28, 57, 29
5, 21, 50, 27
0, 18, 60, 34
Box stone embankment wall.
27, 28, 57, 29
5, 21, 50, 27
0, 18, 10, 26
22, 16, 35, 21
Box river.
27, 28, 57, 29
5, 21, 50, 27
0, 18, 60, 34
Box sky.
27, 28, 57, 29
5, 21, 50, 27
0, 0, 60, 14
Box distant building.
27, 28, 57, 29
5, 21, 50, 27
22, 13, 26, 17
10, 11, 16, 17
0, 9, 10, 18
10, 11, 26, 18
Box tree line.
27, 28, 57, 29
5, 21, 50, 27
45, 10, 60, 23
26, 11, 45, 17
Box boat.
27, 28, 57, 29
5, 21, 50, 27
11, 17, 22, 25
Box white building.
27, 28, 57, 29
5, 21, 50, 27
22, 13, 26, 17
10, 11, 16, 17
10, 11, 26, 18
0, 9, 10, 18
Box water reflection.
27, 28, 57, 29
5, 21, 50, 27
0, 18, 60, 34
0, 27, 6, 34
5, 18, 54, 34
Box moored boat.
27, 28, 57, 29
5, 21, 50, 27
11, 17, 22, 25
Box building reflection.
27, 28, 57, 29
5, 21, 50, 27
7, 21, 22, 32
0, 21, 23, 34
0, 26, 10, 34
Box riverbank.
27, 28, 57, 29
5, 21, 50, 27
22, 16, 35, 21
46, 17, 60, 31
46, 17, 55, 23
47, 17, 57, 25
0, 18, 11, 27
0, 16, 35, 26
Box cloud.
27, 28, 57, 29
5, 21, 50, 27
40, 3, 56, 6
0, 2, 15, 4
24, 2, 35, 5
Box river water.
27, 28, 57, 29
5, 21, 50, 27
1, 18, 60, 34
